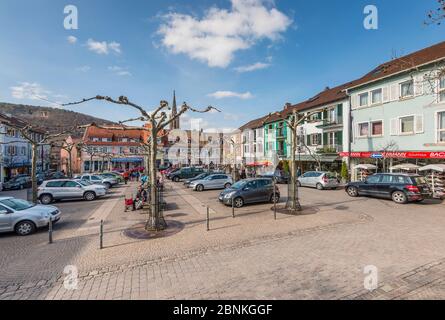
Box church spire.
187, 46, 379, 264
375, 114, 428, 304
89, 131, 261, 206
170, 90, 180, 130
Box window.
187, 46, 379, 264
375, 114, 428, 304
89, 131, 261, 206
371, 89, 382, 104
371, 121, 383, 136
440, 77, 445, 102
400, 80, 414, 98
358, 123, 369, 137
63, 181, 80, 188
438, 111, 445, 142
359, 93, 369, 107
400, 116, 414, 134
46, 181, 66, 188
366, 175, 381, 184
310, 134, 321, 146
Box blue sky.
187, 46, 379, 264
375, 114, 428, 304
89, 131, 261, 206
0, 0, 443, 130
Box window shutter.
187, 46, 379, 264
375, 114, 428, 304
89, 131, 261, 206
382, 86, 389, 103
414, 75, 424, 96
390, 118, 399, 136
415, 115, 424, 134
390, 83, 399, 101
335, 131, 343, 147
306, 135, 311, 146
317, 133, 322, 145
350, 95, 357, 109
336, 104, 343, 123
323, 132, 328, 146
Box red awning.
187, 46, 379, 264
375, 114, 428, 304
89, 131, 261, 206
339, 151, 445, 159
246, 161, 273, 167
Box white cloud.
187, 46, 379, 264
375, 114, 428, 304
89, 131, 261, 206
208, 90, 253, 99
10, 82, 66, 108
86, 39, 122, 55
234, 62, 270, 73
10, 82, 50, 100
157, 0, 292, 68
108, 66, 132, 76
67, 36, 78, 44
76, 65, 91, 72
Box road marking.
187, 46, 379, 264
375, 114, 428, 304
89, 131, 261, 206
170, 183, 216, 215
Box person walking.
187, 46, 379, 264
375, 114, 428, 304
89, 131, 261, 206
123, 171, 130, 185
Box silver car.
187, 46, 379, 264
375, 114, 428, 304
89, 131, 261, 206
297, 171, 340, 190
190, 174, 233, 192
76, 174, 118, 189
38, 179, 107, 204
0, 197, 61, 236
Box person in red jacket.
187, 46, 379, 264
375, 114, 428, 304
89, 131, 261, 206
123, 171, 130, 184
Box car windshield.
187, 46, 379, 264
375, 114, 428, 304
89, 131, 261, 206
231, 181, 247, 189
78, 180, 92, 186
0, 198, 34, 211
194, 174, 206, 179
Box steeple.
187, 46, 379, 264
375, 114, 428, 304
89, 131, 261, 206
170, 90, 180, 130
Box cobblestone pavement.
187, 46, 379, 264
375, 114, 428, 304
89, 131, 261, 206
0, 180, 445, 299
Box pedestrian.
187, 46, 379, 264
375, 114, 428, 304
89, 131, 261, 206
135, 171, 140, 182
124, 191, 134, 212
123, 171, 129, 184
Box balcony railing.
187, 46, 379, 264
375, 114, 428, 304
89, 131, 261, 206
315, 117, 343, 129
316, 145, 343, 154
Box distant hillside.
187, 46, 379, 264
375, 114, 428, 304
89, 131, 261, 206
0, 103, 116, 138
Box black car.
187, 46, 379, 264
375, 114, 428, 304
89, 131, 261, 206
170, 167, 204, 182
219, 178, 280, 208
345, 173, 432, 204
258, 171, 289, 184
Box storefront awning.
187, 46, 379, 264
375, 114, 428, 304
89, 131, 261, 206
246, 161, 273, 167
111, 157, 143, 163
295, 155, 340, 163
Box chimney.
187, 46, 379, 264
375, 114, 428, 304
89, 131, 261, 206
324, 86, 330, 91
284, 103, 292, 110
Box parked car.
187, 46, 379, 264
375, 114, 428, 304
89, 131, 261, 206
46, 171, 67, 180
38, 179, 108, 204
190, 174, 233, 191
258, 171, 289, 184
2, 176, 32, 190
166, 168, 180, 179
170, 167, 205, 182
297, 171, 340, 190
0, 197, 61, 236
100, 172, 123, 183
345, 173, 432, 204
75, 174, 118, 189
183, 171, 224, 187
219, 178, 280, 208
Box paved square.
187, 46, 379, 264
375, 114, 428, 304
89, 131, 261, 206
1, 181, 445, 300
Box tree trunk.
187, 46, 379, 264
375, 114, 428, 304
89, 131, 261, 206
31, 144, 38, 204
146, 125, 166, 231
287, 126, 301, 212
68, 149, 73, 178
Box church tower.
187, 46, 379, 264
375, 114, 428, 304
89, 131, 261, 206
170, 90, 180, 130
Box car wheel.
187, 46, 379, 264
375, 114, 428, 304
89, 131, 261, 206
196, 184, 204, 192
316, 183, 324, 190
224, 183, 232, 189
234, 197, 244, 208
173, 176, 180, 182
392, 191, 408, 204
84, 191, 96, 201
40, 194, 53, 205
346, 186, 359, 197
104, 182, 111, 189
15, 221, 36, 236
270, 194, 280, 203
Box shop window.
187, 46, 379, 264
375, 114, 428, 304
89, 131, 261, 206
371, 89, 382, 104
358, 123, 369, 137
400, 116, 414, 134
371, 121, 383, 136
400, 80, 414, 98
438, 111, 445, 142
359, 93, 369, 107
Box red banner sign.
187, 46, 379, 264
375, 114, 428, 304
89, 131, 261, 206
339, 151, 445, 159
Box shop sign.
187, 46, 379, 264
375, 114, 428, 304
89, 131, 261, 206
339, 151, 445, 159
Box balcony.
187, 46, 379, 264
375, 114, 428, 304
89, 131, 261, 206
315, 117, 343, 129
316, 145, 343, 154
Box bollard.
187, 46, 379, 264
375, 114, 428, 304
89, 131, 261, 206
48, 217, 53, 244
100, 220, 104, 249
232, 199, 235, 218
206, 206, 210, 231
273, 179, 277, 220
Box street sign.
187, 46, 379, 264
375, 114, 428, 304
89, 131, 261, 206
370, 153, 384, 159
